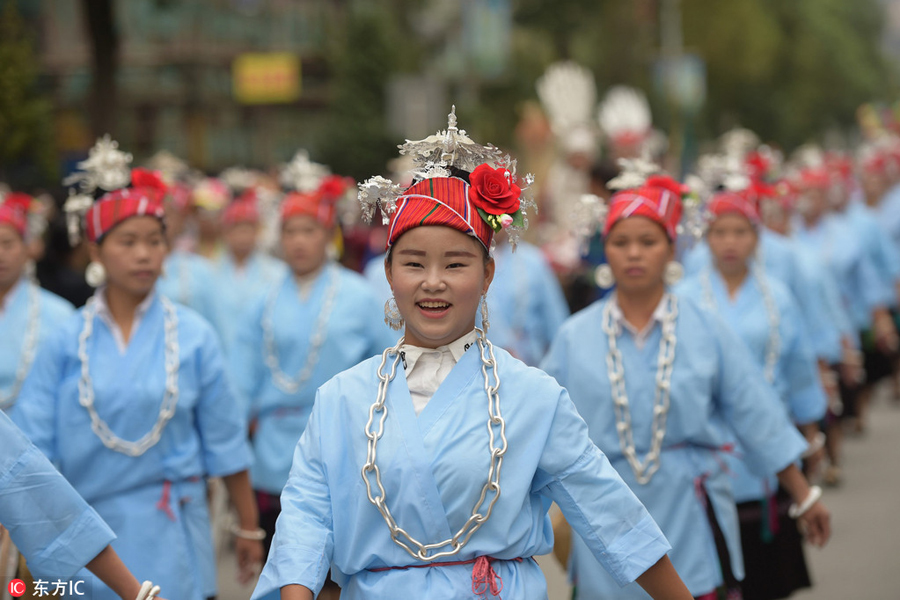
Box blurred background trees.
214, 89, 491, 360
0, 0, 897, 189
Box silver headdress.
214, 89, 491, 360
62, 135, 133, 245
536, 61, 598, 153
280, 150, 331, 193
598, 86, 652, 145
357, 106, 535, 251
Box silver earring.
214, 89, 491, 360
85, 261, 107, 287
384, 297, 403, 331
594, 264, 615, 289
664, 261, 684, 286
480, 295, 490, 332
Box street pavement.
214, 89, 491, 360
219, 385, 900, 600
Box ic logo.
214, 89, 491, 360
8, 579, 26, 598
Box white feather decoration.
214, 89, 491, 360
536, 61, 598, 142
597, 86, 652, 143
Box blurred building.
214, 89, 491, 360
26, 0, 338, 171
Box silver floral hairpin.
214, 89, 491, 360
280, 150, 331, 193
63, 135, 132, 194
607, 154, 661, 191
62, 135, 133, 245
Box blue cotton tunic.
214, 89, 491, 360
12, 291, 252, 600
211, 251, 286, 354
230, 264, 398, 494
253, 345, 671, 600
683, 228, 840, 361
677, 270, 826, 502
485, 242, 570, 366
843, 201, 900, 306
541, 294, 808, 598
792, 214, 890, 330
0, 410, 115, 579
0, 279, 74, 414
157, 250, 223, 331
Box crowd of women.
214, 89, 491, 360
2, 65, 900, 600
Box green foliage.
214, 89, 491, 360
317, 3, 421, 181
484, 0, 896, 153
0, 0, 57, 184
683, 0, 896, 148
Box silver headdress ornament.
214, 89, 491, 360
606, 155, 662, 191
719, 128, 760, 160
570, 155, 662, 250
399, 105, 504, 178
357, 106, 536, 250
694, 152, 751, 194
790, 143, 826, 170
145, 150, 189, 182
219, 166, 259, 193
62, 135, 133, 246
280, 150, 331, 193
536, 61, 598, 153
598, 86, 652, 144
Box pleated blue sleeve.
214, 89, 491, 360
533, 389, 671, 586
0, 412, 115, 580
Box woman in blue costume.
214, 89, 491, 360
253, 112, 693, 600
0, 192, 74, 414
230, 154, 395, 597
212, 192, 285, 355
12, 138, 263, 600
677, 184, 826, 600
1, 411, 166, 600
156, 183, 222, 332
791, 164, 896, 437
541, 167, 830, 600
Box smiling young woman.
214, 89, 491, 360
12, 139, 262, 600
542, 172, 830, 600
252, 111, 693, 600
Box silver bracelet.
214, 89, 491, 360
230, 524, 267, 540
788, 485, 823, 519
135, 581, 160, 600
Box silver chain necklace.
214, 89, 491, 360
78, 294, 180, 456
601, 294, 678, 485
262, 264, 340, 394
0, 281, 41, 410
362, 328, 508, 562
701, 267, 780, 383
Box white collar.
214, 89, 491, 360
93, 287, 157, 353
607, 291, 670, 349
399, 329, 478, 372
0, 277, 25, 316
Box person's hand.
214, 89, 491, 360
839, 348, 864, 386
797, 501, 831, 548
235, 537, 264, 584
874, 313, 899, 353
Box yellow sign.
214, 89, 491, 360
233, 53, 301, 105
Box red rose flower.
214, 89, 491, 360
131, 168, 169, 203
318, 175, 352, 201
468, 164, 521, 215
